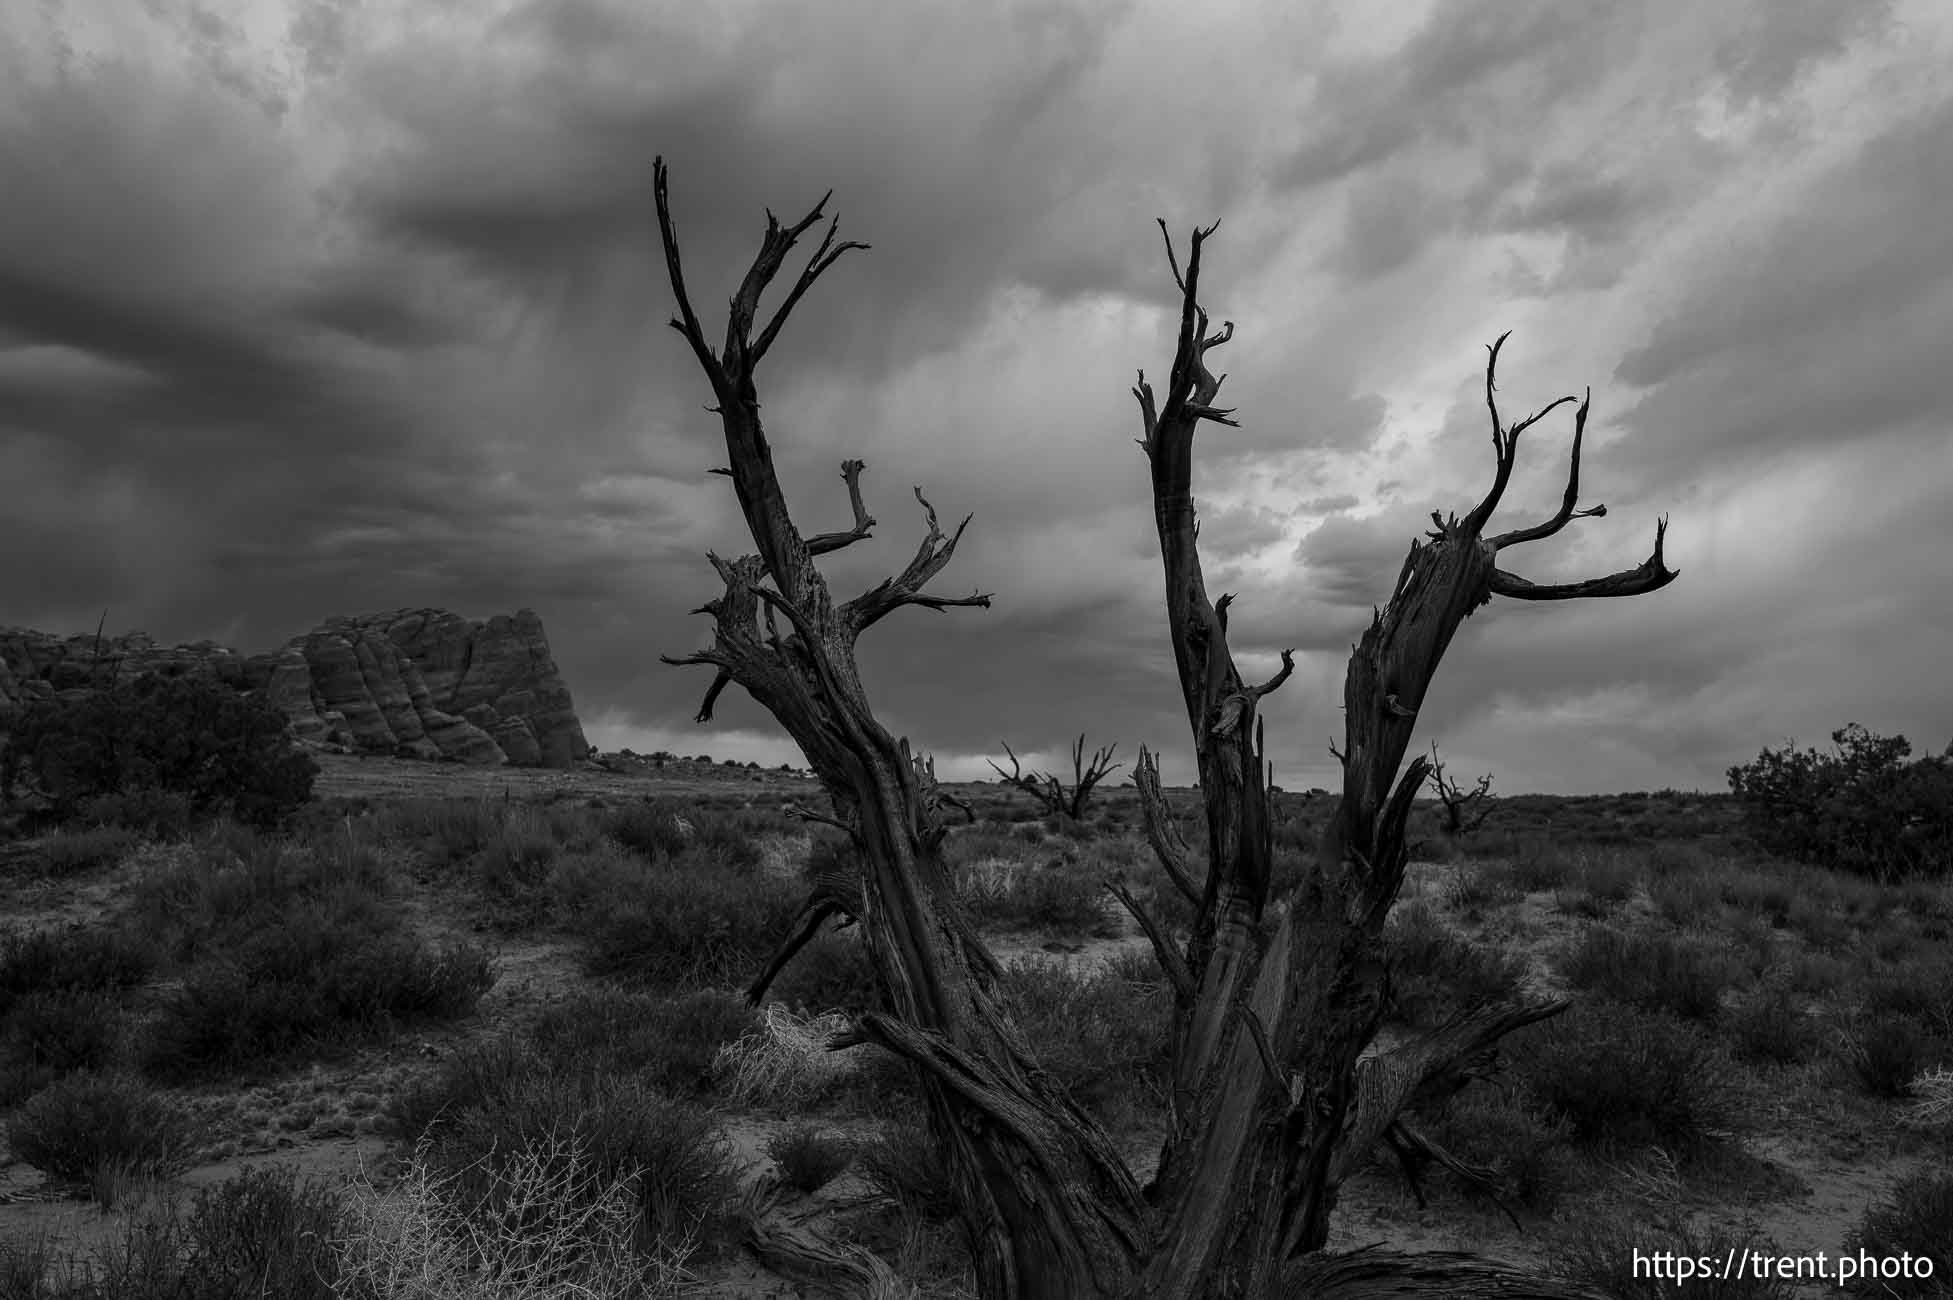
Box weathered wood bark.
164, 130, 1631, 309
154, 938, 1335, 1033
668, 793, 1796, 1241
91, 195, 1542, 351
649, 162, 1670, 1299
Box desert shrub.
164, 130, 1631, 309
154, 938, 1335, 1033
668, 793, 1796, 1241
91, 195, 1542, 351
1727, 983, 1819, 1066
34, 824, 141, 875
144, 913, 492, 1079
71, 790, 200, 840
0, 1239, 56, 1297
0, 988, 125, 1105
770, 927, 881, 1014
800, 830, 854, 877
1863, 963, 1953, 1039
1553, 924, 1736, 1022
1843, 1171, 1953, 1298
1, 673, 317, 831
606, 798, 768, 873
578, 846, 801, 989
1547, 1212, 1798, 1299
1786, 950, 1852, 997
766, 1123, 854, 1195
0, 925, 156, 1017
1001, 956, 1169, 1127
471, 819, 563, 926
1479, 838, 1568, 891
385, 1035, 542, 1145
715, 1004, 862, 1110
1265, 847, 1318, 902
171, 1164, 347, 1300
967, 858, 1118, 936
606, 799, 692, 861
526, 987, 756, 1095
1416, 1083, 1575, 1213
942, 823, 1029, 868
1444, 863, 1526, 915
1513, 998, 1740, 1157
337, 1129, 688, 1299
1130, 868, 1201, 940
1566, 848, 1641, 903
1644, 840, 1722, 881
1648, 869, 1722, 928
821, 1041, 925, 1117
5, 1071, 204, 1184
545, 841, 646, 923
686, 806, 775, 870
377, 796, 504, 865
858, 1116, 958, 1224
1715, 865, 1801, 927
128, 828, 394, 964
1841, 1014, 1945, 1099
1782, 894, 1854, 951
419, 1069, 741, 1263
1382, 903, 1531, 1028
13, 1207, 206, 1298
1727, 724, 1953, 880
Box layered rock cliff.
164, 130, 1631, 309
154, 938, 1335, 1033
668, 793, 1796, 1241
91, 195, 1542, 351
0, 608, 588, 769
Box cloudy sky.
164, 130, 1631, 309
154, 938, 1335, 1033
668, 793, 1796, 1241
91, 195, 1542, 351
3, 0, 1949, 794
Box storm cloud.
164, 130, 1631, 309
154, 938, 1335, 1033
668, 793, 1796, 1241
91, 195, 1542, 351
2, 0, 1947, 793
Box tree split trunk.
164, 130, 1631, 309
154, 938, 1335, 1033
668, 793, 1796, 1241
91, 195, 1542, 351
647, 161, 1675, 1299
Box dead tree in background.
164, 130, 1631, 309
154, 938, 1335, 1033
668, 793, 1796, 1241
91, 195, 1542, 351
1427, 741, 1500, 836
651, 161, 1673, 1298
990, 734, 1124, 821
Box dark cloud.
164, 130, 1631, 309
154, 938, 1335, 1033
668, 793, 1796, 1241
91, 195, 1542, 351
1711, 0, 1897, 107
1278, 0, 1626, 194
341, 0, 1158, 392
1611, 96, 1953, 478
1292, 509, 1424, 612
1, 0, 1946, 795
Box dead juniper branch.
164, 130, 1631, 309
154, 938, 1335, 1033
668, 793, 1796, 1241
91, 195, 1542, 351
1427, 741, 1499, 836
988, 734, 1124, 821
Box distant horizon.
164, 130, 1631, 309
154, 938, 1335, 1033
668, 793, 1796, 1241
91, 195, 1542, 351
6, 595, 1928, 799
4, 2, 1948, 798
581, 744, 1734, 801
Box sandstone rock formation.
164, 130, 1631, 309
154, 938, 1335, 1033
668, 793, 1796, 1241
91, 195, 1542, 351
0, 608, 588, 769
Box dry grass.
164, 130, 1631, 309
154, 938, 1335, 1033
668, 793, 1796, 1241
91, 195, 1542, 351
1900, 1066, 1953, 1130
714, 1003, 863, 1110
334, 1131, 696, 1299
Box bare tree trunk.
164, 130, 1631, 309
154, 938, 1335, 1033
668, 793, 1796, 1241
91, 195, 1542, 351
646, 162, 1674, 1299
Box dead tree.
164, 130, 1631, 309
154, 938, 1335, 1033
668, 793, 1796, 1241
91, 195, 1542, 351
1118, 215, 1676, 1296
650, 161, 1670, 1298
652, 160, 1154, 1296
990, 734, 1124, 821
1427, 741, 1500, 836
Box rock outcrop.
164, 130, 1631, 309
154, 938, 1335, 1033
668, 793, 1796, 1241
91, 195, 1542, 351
0, 608, 588, 769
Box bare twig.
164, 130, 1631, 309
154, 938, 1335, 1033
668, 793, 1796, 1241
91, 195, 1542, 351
988, 734, 1123, 820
